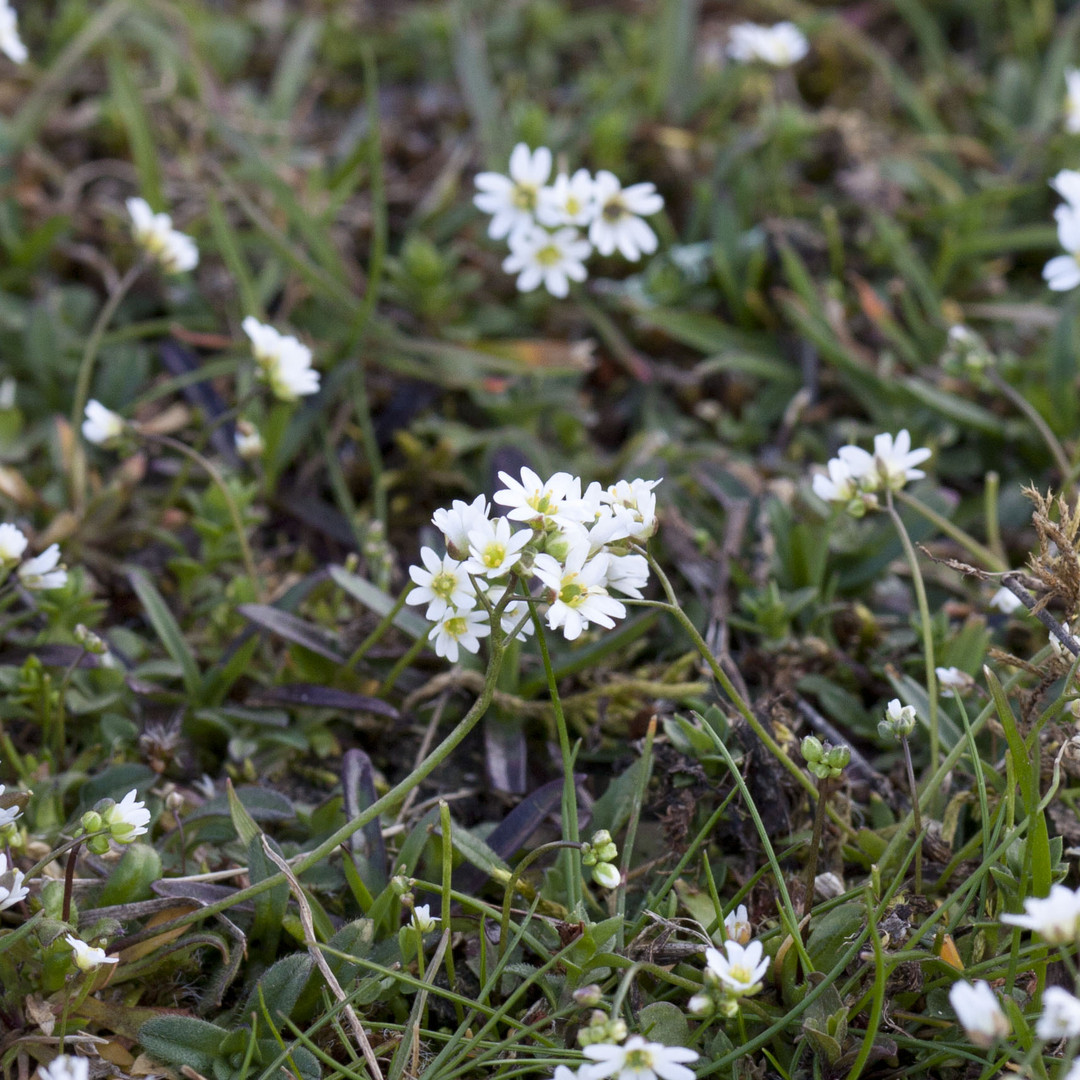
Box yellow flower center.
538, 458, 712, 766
512, 183, 538, 211
624, 1050, 653, 1072
535, 243, 562, 267
431, 570, 457, 599
565, 195, 582, 215
558, 580, 586, 608
445, 616, 467, 637
482, 543, 506, 569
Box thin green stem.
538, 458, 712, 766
378, 630, 429, 695
344, 582, 414, 670
901, 735, 923, 895
438, 800, 463, 1024
984, 471, 1005, 567
894, 489, 1006, 572
886, 489, 938, 780
616, 716, 655, 950
499, 841, 581, 961
986, 367, 1070, 477
802, 780, 828, 918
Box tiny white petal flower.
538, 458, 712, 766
0, 853, 28, 911
411, 904, 439, 933
503, 224, 591, 297
406, 547, 477, 621
126, 197, 198, 274
102, 789, 151, 842
533, 545, 626, 642
727, 22, 809, 67
1052, 169, 1080, 207
589, 171, 664, 262
0, 2, 27, 64
812, 458, 857, 504
432, 495, 491, 560
948, 980, 1010, 1047
1046, 203, 1080, 291
474, 143, 553, 240
82, 400, 126, 447
989, 586, 1023, 614
705, 939, 770, 996
38, 1057, 90, 1080
935, 666, 974, 697
723, 904, 752, 945
599, 478, 661, 540
243, 318, 320, 401
485, 586, 535, 641
1001, 883, 1080, 944
839, 430, 930, 492
17, 545, 67, 591
0, 523, 28, 566
65, 933, 119, 972
1038, 987, 1080, 1041
537, 169, 597, 228
431, 607, 491, 663
582, 1035, 698, 1080
603, 553, 650, 599
494, 467, 583, 529
1066, 69, 1080, 134
234, 421, 264, 460
463, 516, 532, 579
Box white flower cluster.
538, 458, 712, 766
474, 144, 664, 296
126, 198, 198, 275
0, 0, 26, 64
1044, 170, 1080, 292
551, 1037, 698, 1080
0, 523, 67, 591
727, 21, 809, 68
407, 469, 659, 660
690, 918, 771, 1019
812, 430, 931, 517
0, 852, 27, 912
242, 316, 320, 402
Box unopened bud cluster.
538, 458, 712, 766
577, 1009, 628, 1047
801, 736, 851, 781
580, 830, 620, 889
78, 790, 151, 853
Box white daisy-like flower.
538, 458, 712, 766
705, 939, 770, 996
242, 317, 320, 401
432, 495, 491, 560
126, 197, 198, 274
431, 607, 491, 662
0, 853, 28, 911
0, 1, 27, 64
406, 547, 477, 621
411, 904, 439, 933
727, 21, 809, 67
599, 478, 661, 540
82, 400, 126, 447
812, 458, 857, 505
588, 171, 664, 262
234, 421, 264, 461
989, 585, 1023, 614
603, 553, 650, 599
0, 523, 27, 566
723, 904, 752, 945
948, 980, 1010, 1047
494, 467, 583, 529
0, 795, 20, 830
533, 546, 626, 642
502, 224, 591, 297
837, 430, 931, 492
537, 169, 597, 228
1002, 883, 1080, 943
935, 666, 974, 697
1038, 987, 1080, 1041
65, 933, 119, 972
38, 1057, 89, 1080
473, 143, 553, 240
1051, 170, 1080, 208
462, 516, 532, 579
1066, 69, 1080, 134
1044, 203, 1080, 291
17, 545, 66, 591
581, 1035, 698, 1080
102, 789, 151, 842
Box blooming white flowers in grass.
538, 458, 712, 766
538, 169, 597, 227
811, 457, 857, 506
432, 607, 491, 662
127, 197, 198, 274
407, 547, 477, 620
432, 495, 490, 560
503, 224, 591, 297
1001, 883, 1080, 943
533, 546, 626, 642
242, 316, 320, 401
65, 934, 119, 972
705, 939, 770, 996
474, 143, 553, 240
582, 1035, 698, 1080
600, 479, 661, 540
990, 585, 1023, 614
0, 853, 28, 911
17, 545, 67, 591
948, 980, 1010, 1047
495, 467, 583, 529
727, 21, 809, 67
411, 904, 439, 933
723, 904, 752, 945
0, 0, 26, 64
936, 666, 974, 697
0, 523, 27, 566
837, 430, 931, 493
0, 793, 20, 830
879, 698, 917, 740
589, 171, 664, 261
102, 789, 151, 842
39, 1057, 89, 1080
1044, 203, 1080, 291
82, 400, 126, 447
603, 553, 650, 600
1066, 69, 1080, 133
463, 516, 532, 579
1037, 987, 1080, 1040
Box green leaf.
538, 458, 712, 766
127, 567, 201, 697
139, 1016, 231, 1072
637, 1001, 691, 1047
329, 566, 429, 640
244, 953, 314, 1026
107, 46, 163, 209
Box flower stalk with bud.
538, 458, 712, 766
800, 735, 850, 917
879, 699, 923, 894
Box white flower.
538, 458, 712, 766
234, 421, 264, 460
1001, 883, 1080, 943
603, 553, 650, 599
406, 547, 477, 621
102, 789, 151, 842
17, 545, 66, 591
0, 853, 28, 911
0, 1, 26, 64
533, 546, 626, 642
581, 1035, 698, 1080
588, 171, 664, 261
1066, 69, 1080, 134
1052, 169, 1080, 207
837, 430, 931, 492
537, 169, 597, 227
1038, 987, 1080, 1041
485, 587, 535, 641
473, 143, 553, 240
411, 904, 439, 933
948, 980, 1010, 1047
494, 467, 582, 529
936, 666, 974, 697
432, 495, 491, 560
0, 796, 19, 830
431, 607, 491, 662
599, 478, 661, 540
242, 317, 320, 401
1045, 203, 1080, 291
267, 349, 320, 401
82, 400, 126, 446
503, 224, 591, 297
463, 516, 532, 579
126, 197, 198, 274
990, 586, 1023, 614
65, 933, 119, 972
0, 523, 27, 566
723, 904, 752, 945
705, 939, 770, 996
727, 21, 809, 67
812, 458, 857, 505
38, 1057, 89, 1080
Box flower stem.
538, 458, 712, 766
62, 840, 81, 923
985, 367, 1070, 478
802, 780, 828, 918
901, 735, 923, 895
499, 840, 581, 960
345, 582, 415, 671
